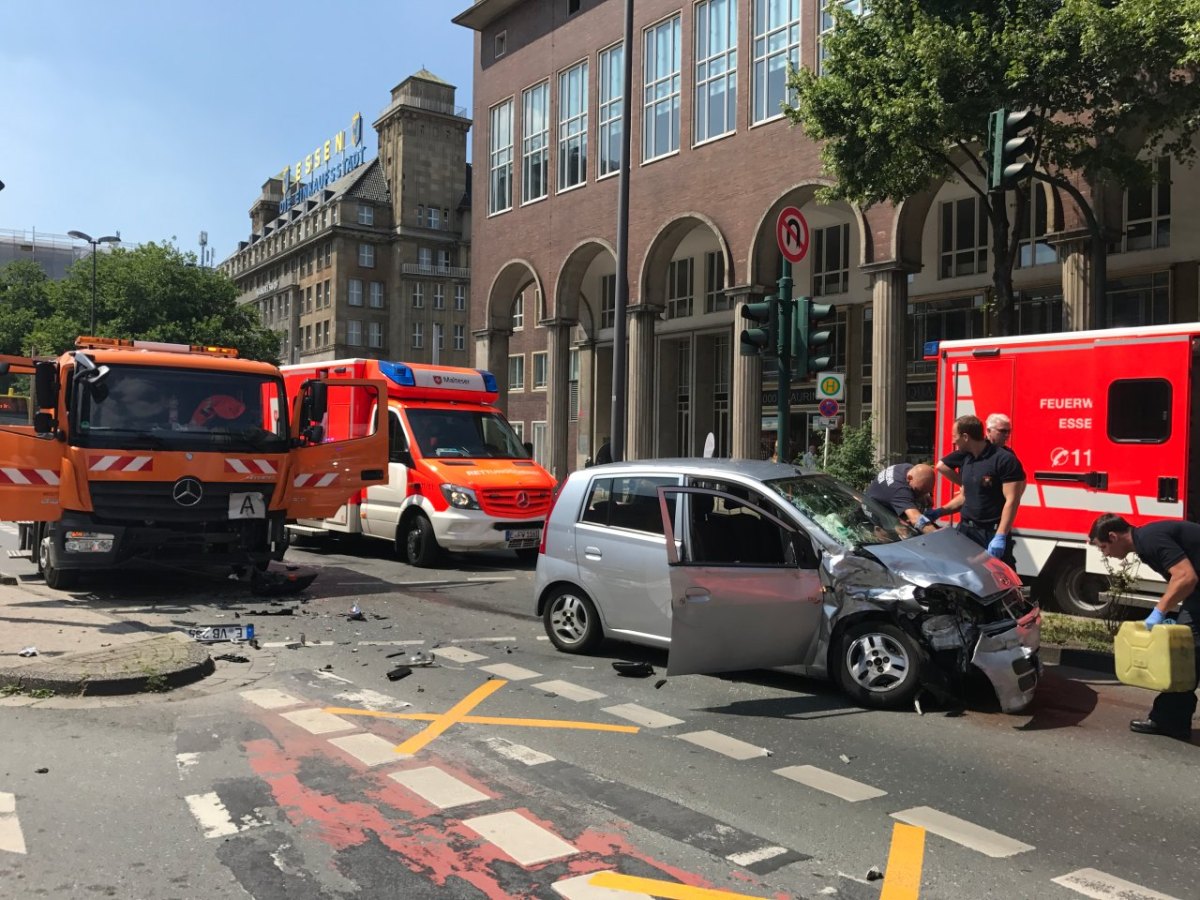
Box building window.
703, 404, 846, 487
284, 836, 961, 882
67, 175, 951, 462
509, 354, 526, 391
348, 278, 363, 306
713, 334, 731, 457
510, 420, 525, 441
1018, 183, 1055, 267
512, 295, 524, 330
358, 243, 375, 268
437, 249, 451, 270
704, 251, 728, 312
347, 319, 362, 346
533, 351, 548, 390
666, 257, 694, 319
598, 44, 624, 177
324, 242, 331, 267
675, 340, 691, 456
419, 247, 433, 269
908, 297, 985, 374
412, 322, 424, 349
357, 205, 374, 226
433, 285, 445, 310
819, 1, 868, 76
369, 281, 384, 308
522, 81, 550, 202
489, 98, 514, 214
495, 29, 507, 58
531, 421, 549, 466
429, 207, 440, 229
454, 284, 466, 311
753, 0, 800, 124
643, 15, 682, 161
368, 321, 383, 348
813, 223, 850, 295
453, 324, 466, 350
1117, 157, 1171, 253
938, 197, 988, 278
568, 0, 580, 13
558, 61, 589, 190
304, 325, 312, 350
1015, 289, 1063, 335
695, 0, 737, 142
322, 320, 330, 346
305, 286, 313, 313
600, 274, 616, 328
323, 280, 331, 308
1105, 271, 1170, 328
412, 283, 425, 308
569, 348, 580, 422
436, 323, 445, 351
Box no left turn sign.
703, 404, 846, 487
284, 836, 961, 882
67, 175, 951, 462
776, 206, 810, 263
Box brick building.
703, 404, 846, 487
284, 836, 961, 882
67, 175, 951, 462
453, 0, 1200, 480
221, 71, 474, 368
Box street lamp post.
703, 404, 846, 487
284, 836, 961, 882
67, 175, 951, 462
68, 230, 121, 334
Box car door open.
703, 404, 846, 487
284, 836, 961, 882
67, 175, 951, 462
659, 485, 824, 677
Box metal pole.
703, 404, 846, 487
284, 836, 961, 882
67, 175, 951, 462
776, 256, 792, 463
90, 242, 98, 334
609, 0, 634, 463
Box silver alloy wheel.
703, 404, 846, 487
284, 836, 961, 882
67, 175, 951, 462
38, 534, 50, 571
844, 630, 911, 694
548, 592, 591, 646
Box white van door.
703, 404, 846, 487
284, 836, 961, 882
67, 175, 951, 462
362, 408, 411, 541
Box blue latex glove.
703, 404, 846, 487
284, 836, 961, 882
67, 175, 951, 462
924, 507, 946, 522
987, 533, 1007, 558
1144, 609, 1166, 629
916, 515, 933, 529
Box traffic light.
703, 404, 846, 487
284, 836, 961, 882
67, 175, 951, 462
740, 293, 778, 358
796, 296, 835, 375
988, 108, 1036, 191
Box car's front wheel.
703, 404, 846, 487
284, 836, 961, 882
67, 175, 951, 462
837, 621, 921, 709
542, 585, 602, 653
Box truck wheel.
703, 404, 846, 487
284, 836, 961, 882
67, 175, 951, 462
837, 621, 921, 709
543, 585, 602, 653
38, 532, 78, 591
1051, 558, 1112, 618
403, 515, 441, 568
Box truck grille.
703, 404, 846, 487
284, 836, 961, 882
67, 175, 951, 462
478, 487, 552, 519
89, 481, 275, 524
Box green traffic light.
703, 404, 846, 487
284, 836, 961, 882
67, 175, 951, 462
988, 107, 1036, 190
739, 294, 778, 358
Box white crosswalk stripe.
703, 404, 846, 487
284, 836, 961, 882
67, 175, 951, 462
185, 791, 268, 839
602, 703, 684, 729
328, 732, 406, 766
553, 871, 653, 899
432, 646, 488, 664
280, 708, 356, 735
463, 810, 578, 865
389, 766, 490, 810
774, 765, 887, 802
677, 730, 770, 760
891, 806, 1034, 858
0, 792, 27, 855
483, 736, 555, 766
533, 679, 606, 702
1052, 868, 1181, 900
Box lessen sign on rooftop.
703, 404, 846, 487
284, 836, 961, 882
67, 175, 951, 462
277, 112, 368, 213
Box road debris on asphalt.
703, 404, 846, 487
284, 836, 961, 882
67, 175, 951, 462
214, 653, 250, 663
612, 661, 655, 678
654, 679, 668, 689
386, 665, 412, 681
18, 646, 38, 657
866, 866, 884, 881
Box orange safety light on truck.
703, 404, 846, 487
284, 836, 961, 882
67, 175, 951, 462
0, 337, 388, 589
281, 358, 556, 566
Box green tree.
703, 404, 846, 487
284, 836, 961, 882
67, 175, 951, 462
22, 243, 280, 362
815, 417, 881, 490
0, 261, 56, 356
787, 0, 1200, 334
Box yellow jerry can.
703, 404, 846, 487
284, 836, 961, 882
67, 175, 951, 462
1113, 621, 1196, 692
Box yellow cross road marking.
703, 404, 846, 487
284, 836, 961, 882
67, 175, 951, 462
880, 822, 925, 900
587, 872, 767, 899
323, 678, 640, 756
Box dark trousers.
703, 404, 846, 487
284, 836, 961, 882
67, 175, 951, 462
1149, 593, 1200, 734
957, 520, 1016, 569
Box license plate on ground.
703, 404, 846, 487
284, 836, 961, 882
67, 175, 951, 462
186, 624, 255, 643
505, 528, 540, 545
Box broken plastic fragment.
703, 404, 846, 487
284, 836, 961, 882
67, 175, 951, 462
386, 666, 412, 681
18, 646, 37, 657
612, 661, 655, 678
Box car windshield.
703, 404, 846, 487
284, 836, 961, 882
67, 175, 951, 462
406, 408, 530, 459
75, 364, 289, 453
765, 473, 917, 549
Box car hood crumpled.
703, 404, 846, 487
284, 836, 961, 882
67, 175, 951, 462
861, 528, 1022, 598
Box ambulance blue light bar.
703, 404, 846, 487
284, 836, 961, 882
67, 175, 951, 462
379, 361, 416, 387
923, 340, 940, 360
479, 370, 498, 392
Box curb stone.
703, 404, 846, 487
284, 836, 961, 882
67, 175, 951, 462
1039, 644, 1114, 674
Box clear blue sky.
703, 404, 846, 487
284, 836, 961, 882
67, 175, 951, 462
0, 1, 475, 262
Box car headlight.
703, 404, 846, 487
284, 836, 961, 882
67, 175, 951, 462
441, 484, 480, 509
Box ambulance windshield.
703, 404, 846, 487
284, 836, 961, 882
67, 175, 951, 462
406, 408, 530, 460
75, 365, 289, 453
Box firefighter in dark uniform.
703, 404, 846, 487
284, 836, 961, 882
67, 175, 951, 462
1090, 514, 1199, 740
918, 414, 1025, 565
866, 462, 938, 532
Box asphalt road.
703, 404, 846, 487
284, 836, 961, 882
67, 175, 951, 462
0, 530, 1196, 900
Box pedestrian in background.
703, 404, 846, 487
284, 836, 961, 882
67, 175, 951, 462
1089, 513, 1199, 741
866, 462, 938, 532
594, 437, 612, 466
919, 414, 1025, 564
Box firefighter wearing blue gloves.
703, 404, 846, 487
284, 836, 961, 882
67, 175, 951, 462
926, 414, 1026, 567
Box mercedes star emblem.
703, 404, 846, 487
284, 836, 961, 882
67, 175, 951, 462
515, 491, 529, 508
172, 477, 204, 507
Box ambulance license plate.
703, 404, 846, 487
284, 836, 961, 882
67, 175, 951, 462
505, 528, 540, 545
185, 624, 255, 643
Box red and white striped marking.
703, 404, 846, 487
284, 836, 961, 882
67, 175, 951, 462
0, 467, 59, 485
88, 454, 152, 473
225, 457, 278, 475
293, 472, 338, 488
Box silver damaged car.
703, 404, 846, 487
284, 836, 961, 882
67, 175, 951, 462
534, 460, 1040, 712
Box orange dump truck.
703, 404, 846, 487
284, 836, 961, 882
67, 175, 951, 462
0, 336, 387, 589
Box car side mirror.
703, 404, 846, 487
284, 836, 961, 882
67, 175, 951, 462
522, 441, 534, 457
33, 411, 55, 435
302, 424, 325, 445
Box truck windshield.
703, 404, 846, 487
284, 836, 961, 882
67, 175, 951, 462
75, 365, 289, 453
406, 408, 531, 460
765, 473, 917, 549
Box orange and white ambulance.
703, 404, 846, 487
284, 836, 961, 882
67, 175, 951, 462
928, 322, 1200, 616
0, 336, 387, 589
281, 359, 556, 567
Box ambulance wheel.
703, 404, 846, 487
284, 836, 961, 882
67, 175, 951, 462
402, 514, 441, 568
1051, 558, 1111, 619
38, 531, 79, 591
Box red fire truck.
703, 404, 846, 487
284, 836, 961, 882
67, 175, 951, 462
281, 359, 555, 567
929, 322, 1199, 617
